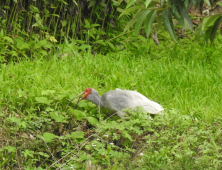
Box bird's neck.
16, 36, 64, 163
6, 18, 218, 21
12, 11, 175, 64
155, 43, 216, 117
87, 94, 102, 107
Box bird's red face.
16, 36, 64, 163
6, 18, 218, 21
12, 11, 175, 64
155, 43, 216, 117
82, 88, 92, 99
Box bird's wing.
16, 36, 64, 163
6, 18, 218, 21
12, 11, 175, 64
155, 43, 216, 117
129, 90, 164, 114
101, 90, 163, 114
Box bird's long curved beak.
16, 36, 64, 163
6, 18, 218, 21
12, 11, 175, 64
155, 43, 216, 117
66, 92, 85, 109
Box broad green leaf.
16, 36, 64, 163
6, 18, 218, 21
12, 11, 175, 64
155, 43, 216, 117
19, 121, 27, 129
39, 39, 48, 46
35, 97, 53, 105
34, 13, 43, 28
0, 29, 3, 37
29, 5, 39, 12
45, 107, 54, 112
33, 42, 41, 49
195, 23, 205, 40
160, 0, 165, 5
137, 35, 147, 43
42, 132, 56, 143
17, 89, 26, 98
43, 42, 53, 48
51, 14, 60, 17
123, 131, 133, 141
91, 24, 100, 28
79, 44, 91, 50
60, 0, 68, 5
204, 0, 211, 6
107, 41, 115, 50
148, 1, 159, 8
204, 26, 213, 42
8, 51, 18, 56
65, 131, 85, 142
217, 2, 222, 6
119, 6, 145, 18
22, 149, 34, 158
61, 20, 67, 27
71, 131, 84, 139
32, 23, 39, 27
50, 112, 65, 123
3, 6, 10, 9
38, 152, 49, 157
210, 16, 222, 43
174, 16, 184, 27
100, 1, 107, 7
17, 42, 30, 50
86, 117, 99, 125
124, 9, 146, 32
135, 9, 151, 35
70, 109, 86, 121
41, 90, 55, 95
84, 19, 91, 29
203, 14, 221, 30
8, 117, 20, 123
88, 0, 96, 8
112, 0, 121, 6
3, 36, 13, 43
126, 0, 139, 9
181, 8, 193, 31
192, 0, 202, 8
78, 100, 88, 107
145, 0, 152, 8
162, 9, 177, 42
54, 94, 66, 100
1, 146, 15, 152
40, 50, 47, 56
132, 42, 139, 49
156, 11, 163, 26
144, 10, 156, 38
96, 40, 106, 46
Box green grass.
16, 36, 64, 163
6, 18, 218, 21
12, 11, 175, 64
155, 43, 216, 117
1, 40, 221, 119
1, 38, 222, 169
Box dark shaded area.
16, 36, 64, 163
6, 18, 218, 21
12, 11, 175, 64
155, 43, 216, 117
0, 0, 123, 41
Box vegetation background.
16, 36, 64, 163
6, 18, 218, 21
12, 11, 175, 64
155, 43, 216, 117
1, 0, 222, 169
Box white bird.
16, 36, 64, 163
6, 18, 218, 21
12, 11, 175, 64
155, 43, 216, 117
68, 88, 164, 118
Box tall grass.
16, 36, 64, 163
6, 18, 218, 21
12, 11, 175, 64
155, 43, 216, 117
1, 39, 221, 119
0, 38, 222, 169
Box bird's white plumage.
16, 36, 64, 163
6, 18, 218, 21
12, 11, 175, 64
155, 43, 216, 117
99, 89, 164, 117
129, 90, 164, 113
81, 88, 164, 118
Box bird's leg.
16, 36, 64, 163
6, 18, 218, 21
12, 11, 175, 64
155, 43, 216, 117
98, 100, 101, 121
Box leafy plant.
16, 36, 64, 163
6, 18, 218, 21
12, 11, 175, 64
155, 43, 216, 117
1, 34, 222, 169
120, 0, 222, 43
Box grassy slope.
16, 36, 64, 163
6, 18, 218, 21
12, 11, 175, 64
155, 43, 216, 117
1, 40, 221, 119
1, 38, 222, 169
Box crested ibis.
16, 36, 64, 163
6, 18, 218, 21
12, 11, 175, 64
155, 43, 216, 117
68, 88, 164, 118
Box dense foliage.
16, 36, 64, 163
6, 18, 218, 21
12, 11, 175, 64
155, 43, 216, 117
1, 35, 222, 169
1, 0, 222, 62
1, 0, 222, 169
